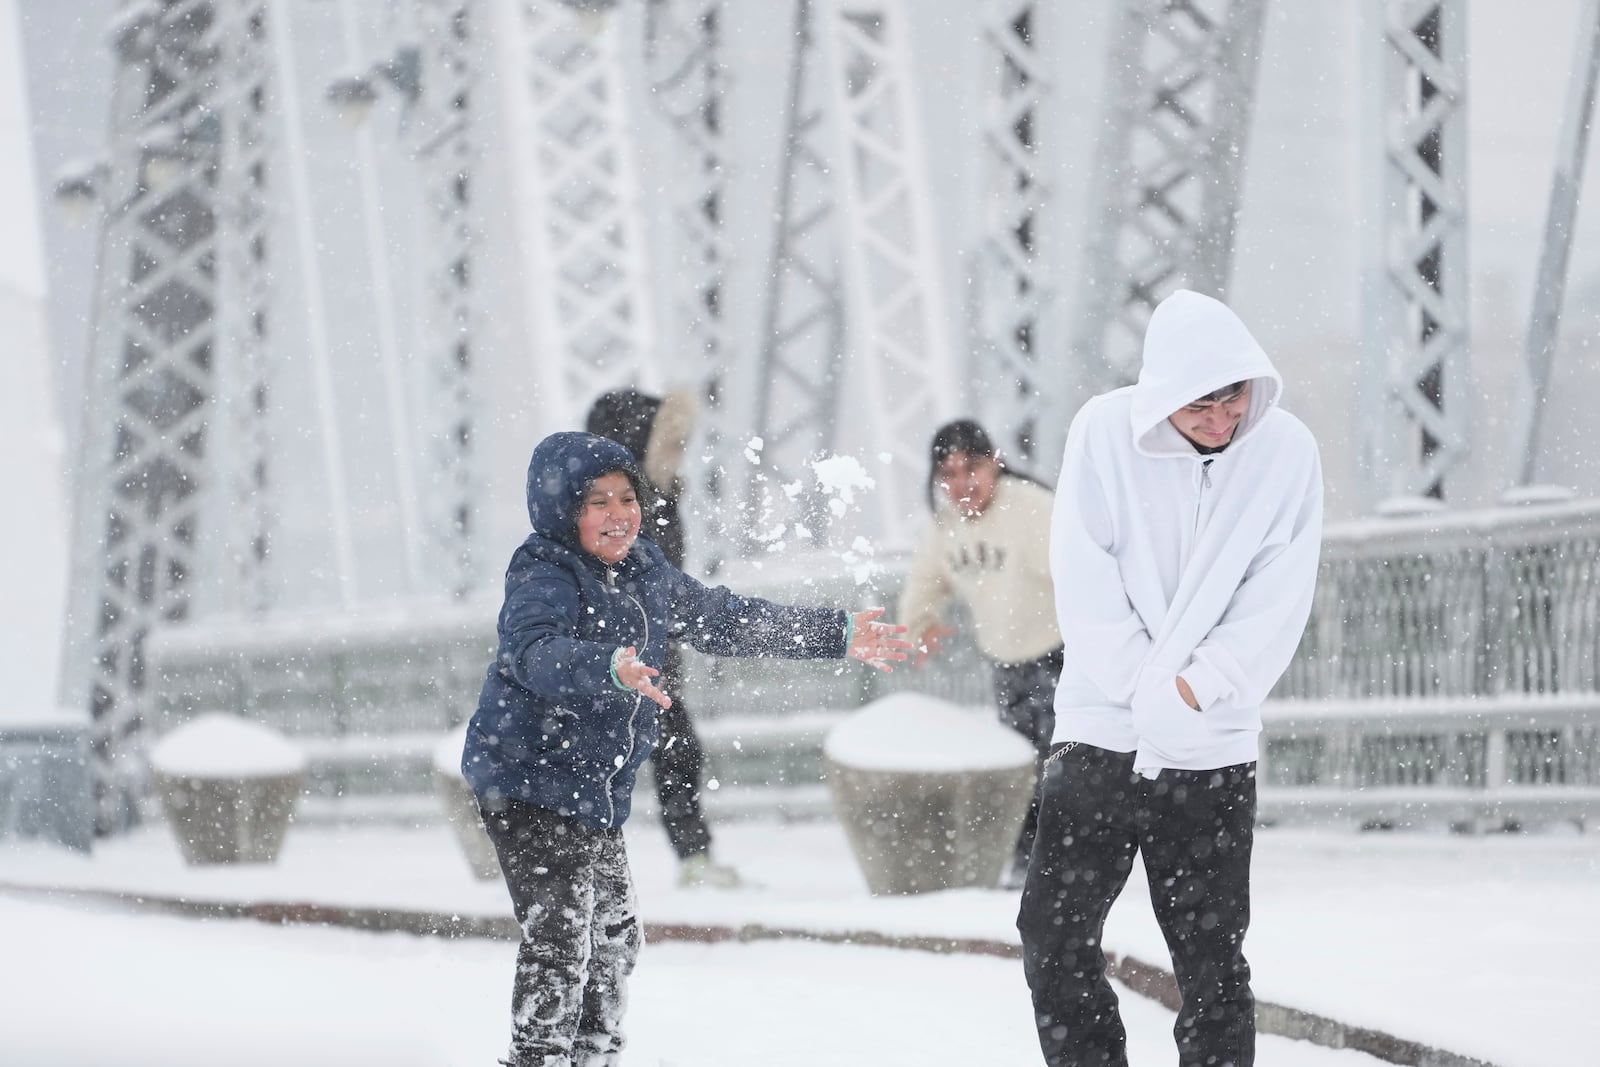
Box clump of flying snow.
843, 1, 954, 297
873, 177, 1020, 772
838, 535, 881, 585
811, 453, 875, 519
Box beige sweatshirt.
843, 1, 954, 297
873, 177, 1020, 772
897, 476, 1063, 665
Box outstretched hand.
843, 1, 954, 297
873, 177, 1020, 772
614, 646, 672, 708
848, 608, 913, 673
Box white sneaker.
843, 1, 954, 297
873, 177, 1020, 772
677, 852, 743, 889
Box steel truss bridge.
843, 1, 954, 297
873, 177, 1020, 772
41, 0, 1600, 832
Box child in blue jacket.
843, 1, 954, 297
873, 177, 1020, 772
462, 431, 910, 1067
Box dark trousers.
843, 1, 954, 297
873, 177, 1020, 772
1017, 745, 1257, 1067
651, 643, 712, 860
991, 647, 1063, 870
480, 798, 641, 1067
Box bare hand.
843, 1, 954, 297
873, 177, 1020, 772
614, 646, 672, 708
1176, 676, 1200, 711
913, 624, 957, 667
848, 608, 913, 673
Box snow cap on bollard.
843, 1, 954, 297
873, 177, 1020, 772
434, 721, 502, 881
149, 712, 308, 779
823, 691, 1034, 772
150, 713, 307, 866
823, 693, 1036, 894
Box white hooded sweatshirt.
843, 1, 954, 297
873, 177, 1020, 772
1049, 290, 1323, 776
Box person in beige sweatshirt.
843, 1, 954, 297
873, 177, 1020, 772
897, 419, 1063, 886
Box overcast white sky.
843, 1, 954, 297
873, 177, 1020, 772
0, 0, 67, 712
0, 0, 45, 298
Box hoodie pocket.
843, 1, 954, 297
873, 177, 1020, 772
1131, 675, 1211, 760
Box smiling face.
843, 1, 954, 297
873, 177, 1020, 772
936, 451, 1001, 519
576, 471, 641, 565
1167, 380, 1252, 451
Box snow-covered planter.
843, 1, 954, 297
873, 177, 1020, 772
432, 723, 501, 881
823, 693, 1035, 895
149, 714, 307, 865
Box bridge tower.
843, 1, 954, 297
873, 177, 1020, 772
1360, 0, 1471, 508
60, 0, 276, 832
1067, 0, 1269, 397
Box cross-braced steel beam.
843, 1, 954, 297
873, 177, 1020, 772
1069, 0, 1268, 393
506, 1, 656, 420
642, 0, 731, 566
716, 0, 847, 559
213, 0, 275, 614
412, 0, 480, 594
1508, 0, 1600, 491
643, 0, 724, 380
975, 0, 1057, 470
62, 0, 275, 832
1361, 0, 1470, 507
817, 0, 959, 543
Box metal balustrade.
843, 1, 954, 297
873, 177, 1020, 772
142, 504, 1600, 827
1264, 501, 1600, 827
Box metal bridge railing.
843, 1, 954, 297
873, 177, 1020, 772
142, 506, 1600, 828
1278, 500, 1600, 701
1265, 500, 1600, 827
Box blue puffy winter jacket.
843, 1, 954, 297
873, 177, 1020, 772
462, 431, 850, 829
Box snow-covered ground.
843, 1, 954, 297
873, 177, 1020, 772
0, 891, 1382, 1067
2, 815, 1596, 1065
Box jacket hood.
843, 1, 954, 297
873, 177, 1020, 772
525, 431, 644, 550
1129, 289, 1283, 455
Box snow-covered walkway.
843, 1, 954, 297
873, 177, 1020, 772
1, 815, 1595, 1065
1, 891, 1387, 1066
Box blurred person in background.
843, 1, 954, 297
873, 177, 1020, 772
586, 387, 740, 888
897, 418, 1063, 889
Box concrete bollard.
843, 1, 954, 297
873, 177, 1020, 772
433, 723, 502, 881
0, 707, 94, 851
149, 713, 307, 865
823, 692, 1036, 895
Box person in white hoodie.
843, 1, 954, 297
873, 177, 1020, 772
1017, 290, 1323, 1067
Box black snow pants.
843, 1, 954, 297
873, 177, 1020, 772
480, 798, 642, 1067
650, 642, 713, 860
1017, 744, 1257, 1067
991, 646, 1063, 871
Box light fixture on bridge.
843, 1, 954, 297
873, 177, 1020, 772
325, 46, 422, 129
557, 0, 619, 38
52, 158, 108, 225
138, 111, 221, 192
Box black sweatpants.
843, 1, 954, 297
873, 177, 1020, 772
991, 647, 1063, 871
1017, 744, 1257, 1067
480, 798, 641, 1067
650, 642, 713, 861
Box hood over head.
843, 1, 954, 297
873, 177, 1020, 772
525, 432, 644, 550
1129, 289, 1283, 455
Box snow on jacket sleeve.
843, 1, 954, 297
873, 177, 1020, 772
1050, 407, 1154, 704
1180, 443, 1324, 710
672, 573, 849, 660
498, 563, 619, 698
896, 525, 953, 644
